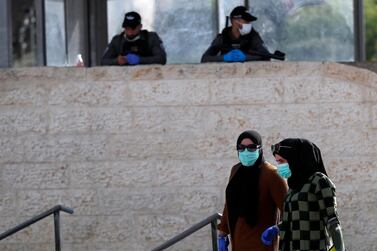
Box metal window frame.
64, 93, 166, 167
35, 0, 46, 65
354, 0, 366, 61
0, 0, 12, 68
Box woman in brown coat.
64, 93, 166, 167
218, 130, 288, 251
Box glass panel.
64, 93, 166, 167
45, 0, 67, 66
106, 0, 217, 64
218, 0, 245, 31
251, 0, 354, 61
11, 0, 38, 67
106, 0, 354, 63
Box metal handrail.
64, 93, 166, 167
151, 212, 222, 251
0, 204, 74, 251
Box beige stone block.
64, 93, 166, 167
243, 61, 305, 78
0, 109, 47, 135
319, 103, 372, 129
49, 81, 130, 106
86, 66, 132, 81
98, 188, 181, 215
320, 77, 377, 103
128, 79, 210, 106
318, 129, 375, 156
179, 188, 220, 214
62, 215, 134, 244
203, 104, 320, 132
89, 108, 132, 132
161, 63, 246, 80
24, 134, 108, 162
245, 61, 297, 78
105, 132, 234, 160
0, 136, 24, 162
62, 242, 145, 251
130, 65, 165, 80
49, 108, 132, 133
0, 67, 85, 81
323, 62, 377, 88
132, 106, 206, 133
70, 161, 153, 188
17, 189, 99, 216
319, 127, 377, 157
0, 216, 54, 243
0, 84, 47, 106
282, 77, 321, 103
155, 159, 232, 188
0, 244, 26, 251
135, 214, 188, 242
341, 236, 377, 251
49, 108, 91, 133
210, 78, 284, 105
325, 157, 377, 188
373, 104, 377, 128
1, 163, 69, 189
10, 244, 52, 251
0, 192, 18, 217
339, 206, 377, 236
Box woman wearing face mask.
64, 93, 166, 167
217, 130, 288, 251
201, 6, 271, 63
261, 138, 346, 251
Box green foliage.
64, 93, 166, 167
279, 4, 353, 61
365, 0, 377, 61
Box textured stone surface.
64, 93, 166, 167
0, 62, 376, 250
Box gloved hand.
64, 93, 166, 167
223, 49, 246, 62
126, 53, 140, 65
217, 235, 229, 251
261, 225, 279, 246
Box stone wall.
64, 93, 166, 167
0, 62, 376, 251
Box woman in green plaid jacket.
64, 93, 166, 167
262, 138, 346, 251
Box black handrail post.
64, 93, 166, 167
150, 213, 221, 251
211, 220, 218, 251
54, 211, 61, 251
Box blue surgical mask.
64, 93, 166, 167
277, 163, 292, 179
238, 149, 259, 166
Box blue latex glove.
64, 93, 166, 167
217, 235, 229, 251
261, 225, 279, 246
223, 49, 246, 62
126, 53, 140, 65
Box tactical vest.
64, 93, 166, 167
220, 27, 255, 55
120, 30, 151, 56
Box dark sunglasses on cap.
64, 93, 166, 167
237, 144, 261, 152
271, 144, 292, 154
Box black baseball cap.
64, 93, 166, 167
122, 11, 141, 28
230, 6, 257, 22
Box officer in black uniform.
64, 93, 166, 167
201, 6, 270, 63
101, 11, 166, 66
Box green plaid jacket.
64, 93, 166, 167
279, 172, 339, 251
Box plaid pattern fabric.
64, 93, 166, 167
279, 172, 338, 251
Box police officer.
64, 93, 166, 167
201, 6, 270, 63
101, 11, 166, 66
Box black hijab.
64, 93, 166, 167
272, 138, 327, 190
226, 130, 264, 233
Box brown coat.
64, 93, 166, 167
218, 161, 288, 251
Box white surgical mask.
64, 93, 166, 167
239, 23, 252, 35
